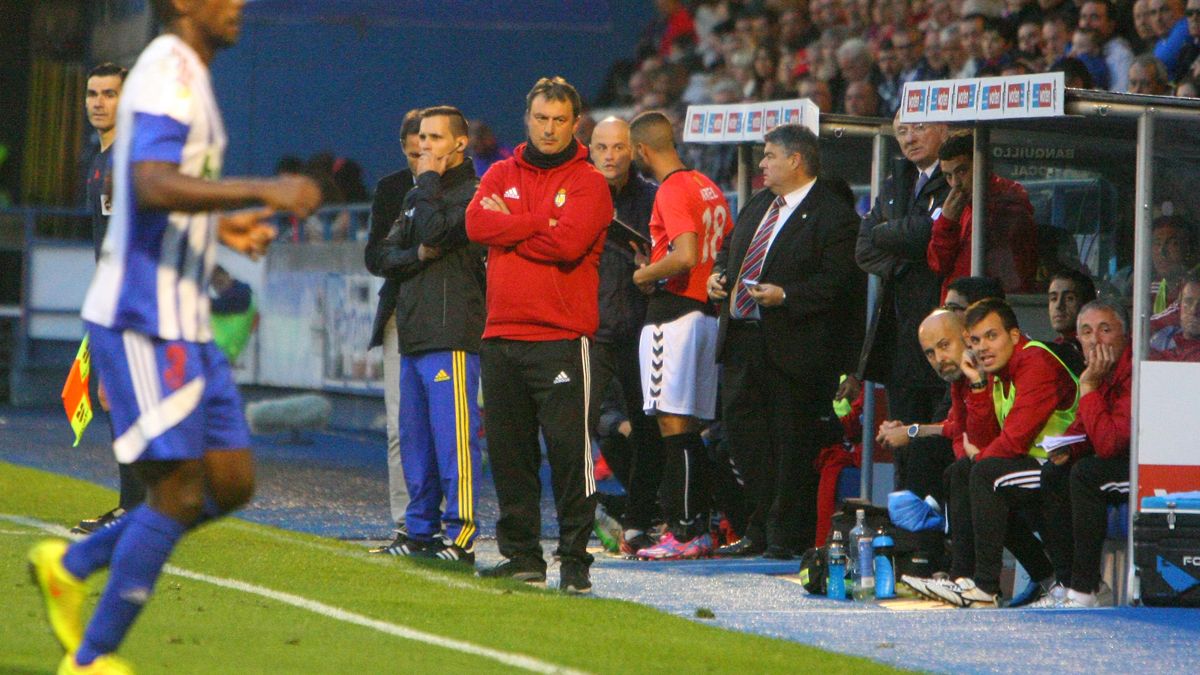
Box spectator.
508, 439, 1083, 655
1134, 0, 1159, 51
852, 113, 954, 506
747, 45, 783, 101
1154, 272, 1200, 360
1038, 0, 1080, 27
469, 119, 512, 178
926, 132, 1038, 299
643, 0, 696, 60
810, 0, 846, 32
363, 109, 423, 555
1068, 28, 1113, 89
892, 27, 928, 82
833, 37, 876, 109
845, 79, 883, 116
1047, 269, 1097, 354
1150, 0, 1191, 78
942, 24, 973, 76
1004, 0, 1045, 29
919, 28, 953, 80
1017, 20, 1046, 67
1055, 55, 1098, 88
958, 11, 991, 77
1036, 299, 1131, 608
1078, 0, 1134, 91
1174, 0, 1200, 81
979, 17, 1018, 73
1128, 53, 1173, 93
876, 39, 905, 114
781, 7, 821, 51
1042, 13, 1073, 66
798, 76, 835, 113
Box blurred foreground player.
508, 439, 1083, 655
28, 1, 321, 672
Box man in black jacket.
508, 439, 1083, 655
709, 124, 866, 557
374, 106, 484, 564
851, 115, 954, 506
587, 117, 662, 551
365, 109, 423, 554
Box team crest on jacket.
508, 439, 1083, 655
554, 188, 567, 207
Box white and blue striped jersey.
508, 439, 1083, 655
82, 34, 227, 342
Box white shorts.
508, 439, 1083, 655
640, 310, 719, 420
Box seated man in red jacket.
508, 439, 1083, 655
1035, 299, 1131, 608
926, 132, 1036, 300
930, 298, 1076, 607
1153, 272, 1200, 362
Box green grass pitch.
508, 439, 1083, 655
1, 461, 899, 673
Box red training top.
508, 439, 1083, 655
927, 174, 1036, 300
649, 170, 731, 303
465, 142, 612, 341
965, 335, 1078, 460
1064, 345, 1132, 461
940, 377, 969, 460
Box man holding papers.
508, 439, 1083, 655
1034, 299, 1132, 608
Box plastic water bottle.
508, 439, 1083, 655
826, 531, 847, 600
847, 510, 865, 592
853, 520, 876, 601
873, 528, 896, 599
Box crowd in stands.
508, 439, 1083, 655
586, 0, 1200, 190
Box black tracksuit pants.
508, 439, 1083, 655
1041, 455, 1129, 593
592, 337, 663, 530
481, 337, 601, 569
888, 383, 955, 505
969, 456, 1055, 595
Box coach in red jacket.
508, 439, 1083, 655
1038, 299, 1132, 607
466, 77, 613, 594
926, 132, 1036, 300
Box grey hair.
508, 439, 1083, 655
763, 124, 821, 176
1078, 298, 1129, 334
1131, 54, 1169, 89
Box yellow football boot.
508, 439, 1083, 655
58, 653, 135, 675
28, 539, 88, 653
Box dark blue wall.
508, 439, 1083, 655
210, 2, 654, 186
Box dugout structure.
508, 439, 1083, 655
689, 85, 1200, 605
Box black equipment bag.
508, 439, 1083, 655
1134, 505, 1200, 607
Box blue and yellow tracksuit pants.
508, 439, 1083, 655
398, 350, 481, 549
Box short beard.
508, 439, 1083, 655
938, 367, 962, 383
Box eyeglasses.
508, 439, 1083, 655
942, 303, 967, 313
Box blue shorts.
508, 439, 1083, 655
85, 322, 250, 464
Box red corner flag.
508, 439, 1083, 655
61, 334, 93, 447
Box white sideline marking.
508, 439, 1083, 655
3, 514, 587, 675
219, 521, 501, 594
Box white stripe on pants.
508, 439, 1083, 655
383, 311, 409, 525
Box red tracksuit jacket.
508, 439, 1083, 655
965, 335, 1077, 460
466, 142, 613, 341
1064, 345, 1132, 461
926, 174, 1037, 300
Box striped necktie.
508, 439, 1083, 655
732, 195, 787, 319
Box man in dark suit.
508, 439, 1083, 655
708, 124, 866, 557
850, 115, 954, 506
364, 109, 423, 554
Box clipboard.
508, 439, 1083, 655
607, 216, 651, 252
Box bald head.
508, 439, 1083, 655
919, 309, 968, 382
590, 117, 634, 187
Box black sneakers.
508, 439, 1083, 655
368, 527, 409, 555
412, 538, 475, 566
476, 558, 547, 587
559, 561, 592, 595
70, 507, 126, 536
